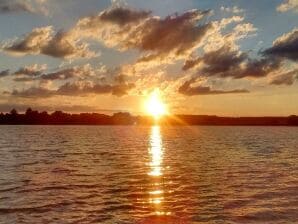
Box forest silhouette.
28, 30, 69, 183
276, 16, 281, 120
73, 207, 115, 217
0, 108, 297, 126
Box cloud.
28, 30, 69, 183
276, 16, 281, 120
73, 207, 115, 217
269, 69, 298, 85
10, 80, 135, 98
2, 6, 253, 72
111, 83, 135, 96
220, 6, 244, 14
178, 78, 249, 96
39, 69, 77, 81
13, 77, 35, 82
263, 28, 298, 61
76, 7, 212, 63
2, 26, 96, 59
199, 45, 248, 76
14, 64, 47, 77
0, 0, 48, 15
0, 64, 47, 81
11, 86, 54, 98
182, 26, 298, 84
71, 6, 225, 74
182, 58, 201, 71
130, 10, 212, 58
277, 0, 298, 13
39, 67, 89, 81
184, 45, 281, 79
2, 5, 296, 100
13, 65, 47, 83
75, 6, 152, 48
55, 82, 100, 96
178, 15, 258, 77
3, 64, 107, 83
57, 81, 135, 97
99, 6, 151, 25
0, 69, 10, 78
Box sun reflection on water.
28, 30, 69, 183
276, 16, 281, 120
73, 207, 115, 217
148, 126, 163, 177
148, 125, 171, 216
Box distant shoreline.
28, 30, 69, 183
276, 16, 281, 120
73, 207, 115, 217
1, 108, 297, 126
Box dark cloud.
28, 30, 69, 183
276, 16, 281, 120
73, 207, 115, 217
3, 27, 95, 59
0, 0, 33, 14
14, 66, 43, 77
233, 57, 281, 79
13, 77, 34, 82
1, 64, 46, 81
11, 81, 135, 98
77, 7, 212, 64
111, 83, 135, 96
179, 78, 249, 96
263, 28, 298, 61
41, 31, 94, 59
40, 68, 77, 80
5, 64, 96, 82
99, 6, 151, 25
114, 74, 128, 84
182, 58, 201, 71
57, 82, 135, 97
0, 69, 10, 78
0, 0, 48, 15
270, 69, 298, 85
55, 82, 86, 96
184, 45, 282, 79
11, 87, 54, 98
136, 10, 211, 50
130, 10, 212, 60
200, 45, 248, 76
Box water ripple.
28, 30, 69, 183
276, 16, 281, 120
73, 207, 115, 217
0, 126, 297, 223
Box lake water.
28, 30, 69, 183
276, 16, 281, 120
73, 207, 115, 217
0, 126, 297, 224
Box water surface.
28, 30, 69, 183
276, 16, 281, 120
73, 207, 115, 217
0, 126, 297, 223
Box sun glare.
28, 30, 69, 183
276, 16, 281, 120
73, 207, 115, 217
145, 89, 168, 119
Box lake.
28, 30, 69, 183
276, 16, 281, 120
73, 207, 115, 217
0, 126, 297, 223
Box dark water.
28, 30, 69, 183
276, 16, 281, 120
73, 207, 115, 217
0, 126, 297, 224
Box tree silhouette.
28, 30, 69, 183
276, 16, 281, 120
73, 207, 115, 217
0, 108, 297, 125
10, 108, 18, 116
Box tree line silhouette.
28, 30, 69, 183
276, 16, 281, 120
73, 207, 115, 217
0, 108, 134, 125
0, 108, 297, 125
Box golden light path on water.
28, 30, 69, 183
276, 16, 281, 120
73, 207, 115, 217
148, 126, 171, 217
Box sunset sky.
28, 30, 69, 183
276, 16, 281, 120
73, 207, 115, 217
0, 0, 297, 116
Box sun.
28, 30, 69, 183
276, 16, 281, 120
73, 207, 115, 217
145, 89, 168, 119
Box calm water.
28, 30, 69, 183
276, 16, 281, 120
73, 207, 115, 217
0, 126, 297, 224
